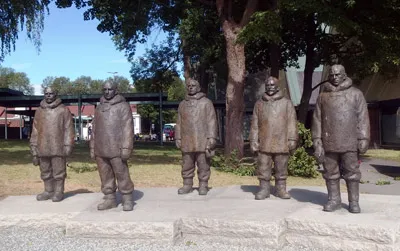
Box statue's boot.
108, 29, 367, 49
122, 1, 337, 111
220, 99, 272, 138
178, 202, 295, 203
275, 180, 291, 199
347, 181, 361, 213
122, 193, 134, 211
198, 181, 209, 196
323, 179, 342, 212
36, 180, 54, 201
178, 179, 193, 194
97, 193, 117, 210
52, 179, 65, 202
255, 180, 270, 200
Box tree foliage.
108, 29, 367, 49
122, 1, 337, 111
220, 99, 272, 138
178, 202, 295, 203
0, 66, 34, 94
0, 0, 50, 61
40, 74, 132, 94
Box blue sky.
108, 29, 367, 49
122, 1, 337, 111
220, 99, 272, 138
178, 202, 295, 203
1, 3, 166, 94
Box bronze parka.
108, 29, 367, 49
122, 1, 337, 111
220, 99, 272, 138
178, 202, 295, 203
312, 78, 370, 152
30, 98, 74, 157
249, 90, 298, 153
90, 94, 134, 158
175, 92, 217, 153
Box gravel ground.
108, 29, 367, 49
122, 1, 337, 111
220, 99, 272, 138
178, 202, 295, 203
0, 226, 319, 251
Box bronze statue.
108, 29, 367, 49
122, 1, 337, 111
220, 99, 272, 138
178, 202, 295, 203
312, 64, 370, 213
30, 87, 75, 202
249, 77, 298, 200
175, 79, 218, 195
90, 81, 135, 211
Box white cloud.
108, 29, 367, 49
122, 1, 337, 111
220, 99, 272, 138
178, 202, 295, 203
11, 63, 32, 71
109, 58, 128, 64
33, 84, 42, 95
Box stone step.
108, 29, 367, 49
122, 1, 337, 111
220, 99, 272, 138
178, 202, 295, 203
1, 186, 400, 250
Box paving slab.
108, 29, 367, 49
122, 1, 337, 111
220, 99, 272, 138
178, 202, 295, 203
1, 186, 400, 250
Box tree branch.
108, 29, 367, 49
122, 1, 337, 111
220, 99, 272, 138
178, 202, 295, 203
240, 0, 258, 27
196, 0, 215, 6
216, 0, 226, 21
312, 80, 329, 91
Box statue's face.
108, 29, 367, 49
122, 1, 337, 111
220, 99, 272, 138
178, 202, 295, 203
186, 80, 201, 96
103, 82, 117, 100
265, 79, 278, 96
44, 88, 57, 104
329, 66, 346, 86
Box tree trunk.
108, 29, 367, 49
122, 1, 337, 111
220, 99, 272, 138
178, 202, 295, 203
297, 14, 317, 124
198, 63, 209, 95
269, 0, 279, 78
182, 39, 191, 85
222, 21, 245, 158
269, 43, 280, 78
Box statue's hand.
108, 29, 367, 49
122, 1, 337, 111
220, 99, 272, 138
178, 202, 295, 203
250, 141, 259, 153
288, 140, 297, 155
358, 139, 369, 154
314, 145, 325, 164
121, 148, 131, 161
175, 139, 182, 149
32, 156, 40, 166
206, 138, 217, 150
64, 145, 73, 156
90, 148, 95, 160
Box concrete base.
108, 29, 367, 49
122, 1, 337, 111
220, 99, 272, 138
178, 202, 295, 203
1, 186, 400, 250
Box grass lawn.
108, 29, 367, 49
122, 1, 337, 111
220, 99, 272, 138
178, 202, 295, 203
363, 149, 400, 162
0, 140, 328, 197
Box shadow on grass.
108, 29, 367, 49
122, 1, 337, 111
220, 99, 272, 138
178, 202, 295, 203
370, 164, 400, 178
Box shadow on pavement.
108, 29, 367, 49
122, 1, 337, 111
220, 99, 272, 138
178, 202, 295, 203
370, 164, 400, 178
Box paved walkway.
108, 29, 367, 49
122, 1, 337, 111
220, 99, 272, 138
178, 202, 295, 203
1, 186, 400, 251
357, 157, 400, 195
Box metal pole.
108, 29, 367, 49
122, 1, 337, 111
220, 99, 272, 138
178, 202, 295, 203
78, 95, 82, 141
159, 90, 163, 146
4, 108, 7, 140
19, 115, 22, 139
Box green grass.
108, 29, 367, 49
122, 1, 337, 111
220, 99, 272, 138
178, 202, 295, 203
376, 180, 391, 185
363, 149, 400, 162
0, 139, 325, 197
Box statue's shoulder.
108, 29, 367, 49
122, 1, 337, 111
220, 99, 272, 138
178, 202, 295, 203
201, 96, 213, 104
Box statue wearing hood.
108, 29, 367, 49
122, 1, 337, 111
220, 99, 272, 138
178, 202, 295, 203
30, 87, 75, 202
249, 77, 298, 200
175, 79, 218, 196
90, 81, 135, 211
312, 64, 370, 213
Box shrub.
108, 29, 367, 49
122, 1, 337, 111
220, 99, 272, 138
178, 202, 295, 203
288, 122, 319, 178
212, 122, 318, 178
211, 149, 256, 176
68, 163, 98, 173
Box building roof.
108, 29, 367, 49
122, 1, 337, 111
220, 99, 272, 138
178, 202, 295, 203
0, 92, 168, 108
0, 88, 24, 97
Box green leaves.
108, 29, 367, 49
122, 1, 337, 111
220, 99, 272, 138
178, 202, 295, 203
0, 0, 50, 61
0, 66, 34, 95
40, 75, 133, 95
288, 122, 318, 178
238, 11, 281, 45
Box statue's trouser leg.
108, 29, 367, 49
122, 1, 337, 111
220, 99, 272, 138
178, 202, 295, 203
196, 152, 211, 195
110, 157, 134, 211
96, 157, 117, 210
341, 152, 361, 213
37, 157, 54, 201
274, 154, 290, 199
179, 153, 195, 194
51, 157, 66, 202
255, 152, 272, 200
323, 152, 342, 212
